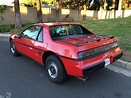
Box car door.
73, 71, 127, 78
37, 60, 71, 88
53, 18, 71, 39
15, 25, 42, 58
33, 28, 45, 64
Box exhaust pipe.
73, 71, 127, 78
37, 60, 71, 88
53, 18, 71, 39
76, 77, 90, 81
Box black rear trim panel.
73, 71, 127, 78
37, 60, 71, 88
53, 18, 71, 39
83, 61, 105, 75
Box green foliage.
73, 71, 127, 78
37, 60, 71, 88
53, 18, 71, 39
0, 4, 6, 13
61, 0, 87, 10
0, 23, 32, 33
22, 23, 33, 27
61, 0, 131, 10
42, 0, 54, 5
21, 0, 36, 7
87, 0, 101, 11
41, 1, 48, 5
20, 0, 131, 10
21, 0, 54, 7
0, 24, 14, 32
61, 0, 102, 10
24, 1, 36, 7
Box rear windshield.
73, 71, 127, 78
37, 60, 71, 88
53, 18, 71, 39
49, 24, 92, 40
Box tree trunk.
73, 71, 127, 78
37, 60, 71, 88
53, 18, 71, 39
56, 0, 60, 22
37, 0, 42, 23
100, 0, 104, 19
14, 0, 22, 29
83, 4, 87, 20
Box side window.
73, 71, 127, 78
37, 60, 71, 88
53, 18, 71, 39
74, 26, 83, 34
21, 26, 41, 40
81, 26, 92, 35
37, 29, 43, 42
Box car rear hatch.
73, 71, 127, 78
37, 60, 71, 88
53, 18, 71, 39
56, 34, 119, 60
58, 34, 115, 47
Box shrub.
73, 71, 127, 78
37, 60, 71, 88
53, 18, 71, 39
0, 24, 14, 32
0, 4, 6, 13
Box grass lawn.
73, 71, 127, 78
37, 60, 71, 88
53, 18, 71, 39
77, 16, 131, 61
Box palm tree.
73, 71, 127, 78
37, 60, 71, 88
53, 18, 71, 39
14, 0, 22, 29
56, 0, 60, 22
37, 0, 43, 23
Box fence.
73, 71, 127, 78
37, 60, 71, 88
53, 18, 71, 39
0, 6, 131, 25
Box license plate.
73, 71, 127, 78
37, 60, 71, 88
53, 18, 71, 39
104, 58, 110, 66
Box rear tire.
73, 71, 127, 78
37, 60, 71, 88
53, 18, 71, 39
45, 55, 67, 84
10, 40, 19, 56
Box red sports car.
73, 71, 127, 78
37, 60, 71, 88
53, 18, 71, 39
9, 23, 123, 83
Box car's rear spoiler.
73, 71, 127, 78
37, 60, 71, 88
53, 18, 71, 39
59, 35, 114, 46
75, 35, 114, 46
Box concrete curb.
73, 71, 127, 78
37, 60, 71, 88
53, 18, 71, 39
113, 59, 131, 70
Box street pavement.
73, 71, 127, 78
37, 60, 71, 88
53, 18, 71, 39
0, 33, 131, 98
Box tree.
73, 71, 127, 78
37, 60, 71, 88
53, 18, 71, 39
37, 0, 43, 23
14, 0, 22, 29
56, 0, 60, 22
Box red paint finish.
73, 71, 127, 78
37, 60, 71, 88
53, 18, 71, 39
9, 23, 123, 77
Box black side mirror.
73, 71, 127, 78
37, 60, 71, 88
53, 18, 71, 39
16, 34, 21, 39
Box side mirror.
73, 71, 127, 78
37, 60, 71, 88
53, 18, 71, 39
16, 34, 21, 39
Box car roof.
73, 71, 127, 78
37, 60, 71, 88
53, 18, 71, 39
35, 22, 81, 27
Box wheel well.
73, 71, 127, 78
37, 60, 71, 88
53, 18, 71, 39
9, 38, 12, 42
42, 51, 68, 77
42, 51, 61, 65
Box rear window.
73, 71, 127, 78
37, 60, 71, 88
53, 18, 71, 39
49, 24, 92, 39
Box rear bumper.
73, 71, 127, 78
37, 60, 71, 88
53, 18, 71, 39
83, 61, 105, 75
82, 52, 123, 75
60, 50, 123, 77
113, 52, 123, 62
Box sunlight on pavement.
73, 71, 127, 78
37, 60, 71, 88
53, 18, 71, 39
0, 92, 12, 98
0, 33, 10, 37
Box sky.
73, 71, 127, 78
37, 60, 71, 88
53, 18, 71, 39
0, 0, 13, 4
0, 0, 22, 5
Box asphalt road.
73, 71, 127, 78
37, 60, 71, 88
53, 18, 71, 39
0, 34, 131, 98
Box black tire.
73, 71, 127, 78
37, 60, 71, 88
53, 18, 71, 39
45, 55, 67, 84
10, 40, 19, 56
